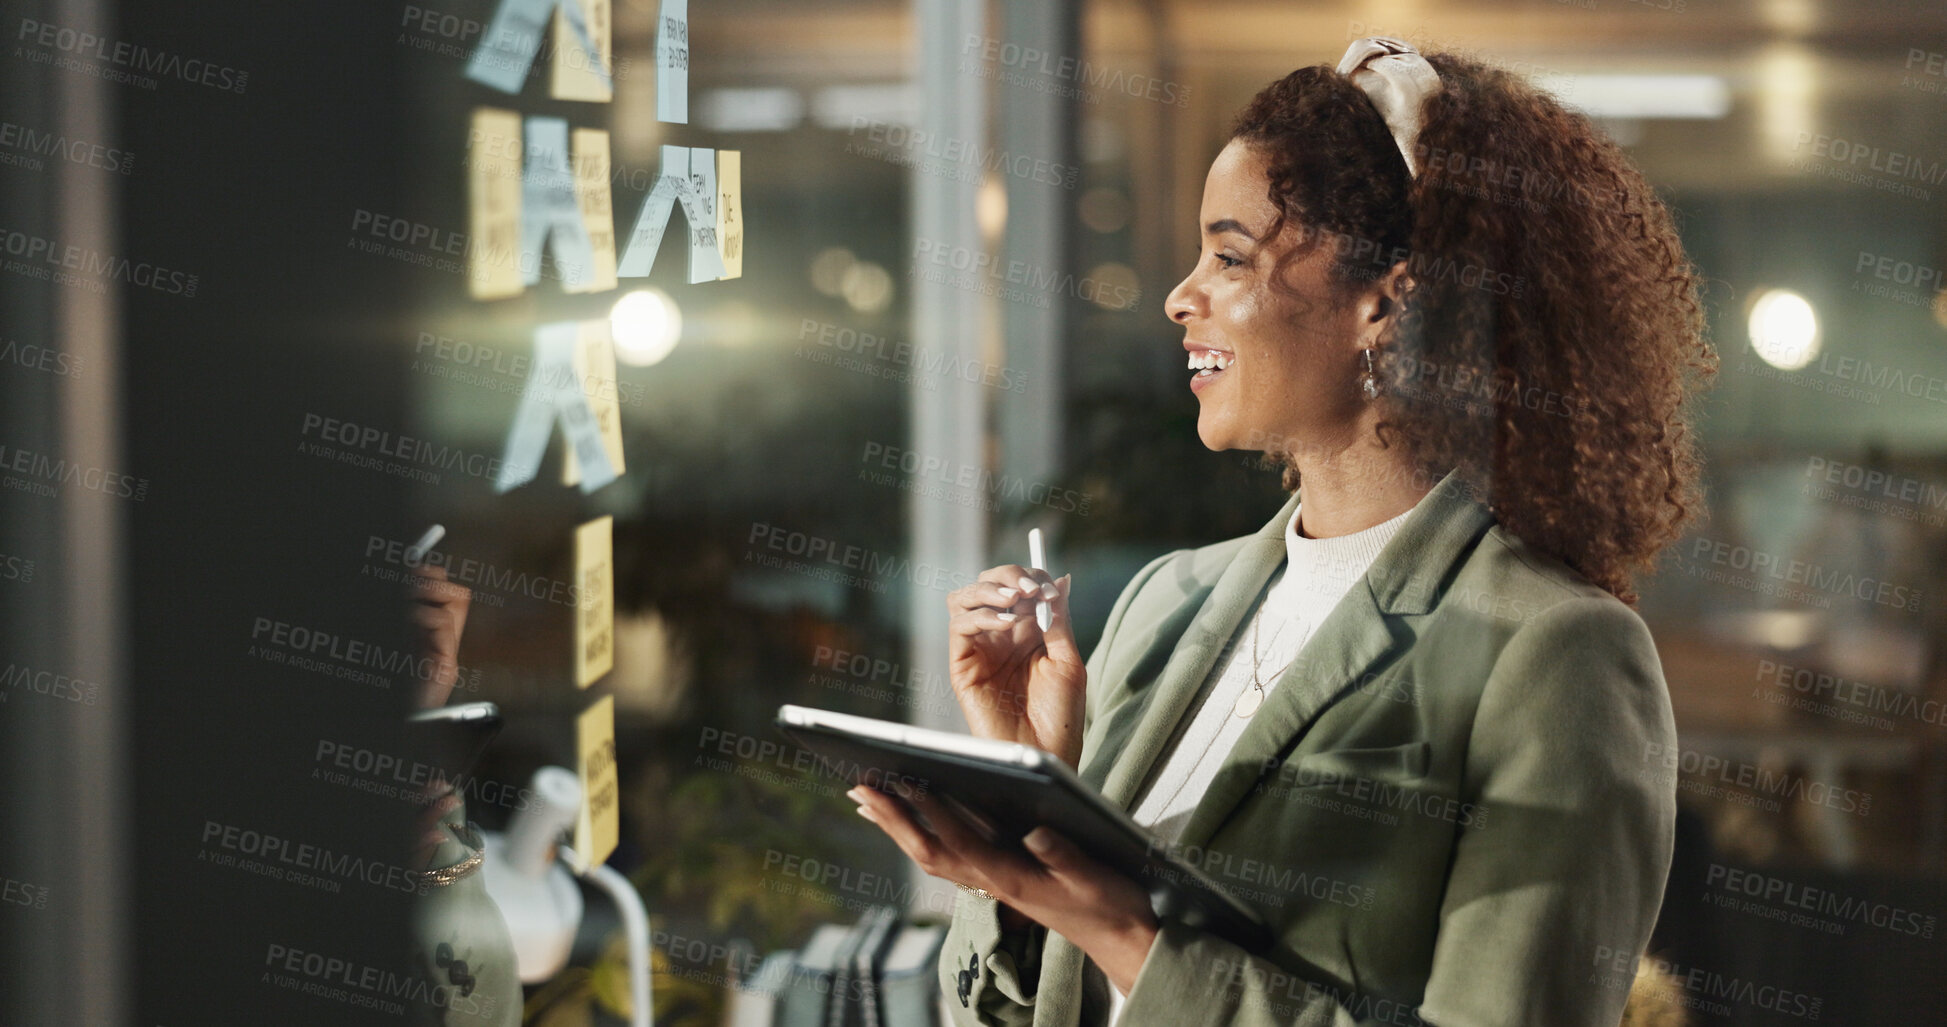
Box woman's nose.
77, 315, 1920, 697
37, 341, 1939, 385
1164, 272, 1197, 324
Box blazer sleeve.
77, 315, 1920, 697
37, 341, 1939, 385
1109, 595, 1679, 1026
939, 549, 1180, 1026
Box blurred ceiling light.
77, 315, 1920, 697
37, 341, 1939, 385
1706, 609, 1823, 651
977, 175, 1008, 240
809, 247, 856, 296
1533, 74, 1731, 119
610, 288, 682, 367
811, 83, 919, 130
698, 88, 805, 133
1748, 288, 1820, 371
840, 261, 894, 313
1757, 44, 1817, 162
1762, 0, 1818, 36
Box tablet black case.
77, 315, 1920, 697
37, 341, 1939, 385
775, 705, 1274, 954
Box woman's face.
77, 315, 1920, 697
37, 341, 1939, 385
1164, 138, 1380, 458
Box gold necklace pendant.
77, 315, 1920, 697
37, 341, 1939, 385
1236, 606, 1281, 719
1233, 685, 1263, 718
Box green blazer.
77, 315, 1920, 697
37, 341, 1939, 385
939, 471, 1677, 1026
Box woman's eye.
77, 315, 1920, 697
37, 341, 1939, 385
1214, 253, 1244, 269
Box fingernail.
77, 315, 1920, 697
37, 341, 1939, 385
846, 786, 865, 803
856, 805, 876, 821
1017, 576, 1038, 593
892, 780, 915, 799
996, 611, 1018, 622
1023, 828, 1053, 854
1040, 583, 1059, 599
997, 587, 1018, 598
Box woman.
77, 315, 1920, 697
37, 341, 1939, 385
851, 37, 1715, 1026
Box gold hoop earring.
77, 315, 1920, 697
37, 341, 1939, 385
1359, 348, 1381, 400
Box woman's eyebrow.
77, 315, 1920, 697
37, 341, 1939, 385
1204, 218, 1258, 240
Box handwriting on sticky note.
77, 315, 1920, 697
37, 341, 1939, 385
575, 694, 618, 866
574, 515, 614, 686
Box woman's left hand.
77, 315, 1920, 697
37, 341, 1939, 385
850, 782, 1159, 995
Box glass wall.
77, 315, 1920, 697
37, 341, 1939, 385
3, 0, 1944, 1023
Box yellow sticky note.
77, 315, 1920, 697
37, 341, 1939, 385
575, 694, 619, 867
562, 320, 625, 485
550, 0, 614, 103
567, 128, 618, 295
467, 108, 524, 300
574, 516, 615, 687
716, 150, 743, 281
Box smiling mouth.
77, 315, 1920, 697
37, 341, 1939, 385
1189, 349, 1234, 380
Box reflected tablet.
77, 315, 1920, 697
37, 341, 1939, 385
775, 704, 1274, 954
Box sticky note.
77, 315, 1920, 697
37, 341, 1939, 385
574, 515, 615, 687
574, 694, 619, 867
655, 0, 688, 124
616, 144, 688, 278
467, 108, 524, 300
562, 320, 625, 485
550, 0, 613, 102
715, 149, 743, 280
568, 128, 618, 294
682, 147, 725, 283
467, 0, 556, 94
520, 117, 596, 290
495, 323, 618, 493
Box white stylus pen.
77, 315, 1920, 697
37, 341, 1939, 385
1028, 528, 1052, 631
405, 524, 446, 567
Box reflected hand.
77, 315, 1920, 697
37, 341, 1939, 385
408, 564, 470, 709
410, 790, 462, 871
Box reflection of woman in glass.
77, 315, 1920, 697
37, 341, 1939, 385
851, 37, 1716, 1025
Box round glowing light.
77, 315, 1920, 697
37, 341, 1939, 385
1083, 262, 1141, 312
610, 288, 682, 367
840, 261, 894, 313
1748, 288, 1819, 370
809, 247, 856, 296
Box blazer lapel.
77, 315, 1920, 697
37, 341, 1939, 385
1171, 583, 1398, 850
1089, 492, 1299, 811
1173, 470, 1495, 851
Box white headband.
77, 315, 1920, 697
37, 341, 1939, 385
1336, 36, 1442, 178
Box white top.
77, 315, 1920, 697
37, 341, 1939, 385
1106, 499, 1413, 1021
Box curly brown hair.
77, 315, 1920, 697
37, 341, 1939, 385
1231, 50, 1718, 605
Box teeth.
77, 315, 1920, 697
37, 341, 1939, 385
1185, 350, 1233, 371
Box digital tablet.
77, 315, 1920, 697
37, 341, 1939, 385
775, 704, 1274, 954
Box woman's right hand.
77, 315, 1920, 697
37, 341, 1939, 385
947, 566, 1086, 769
